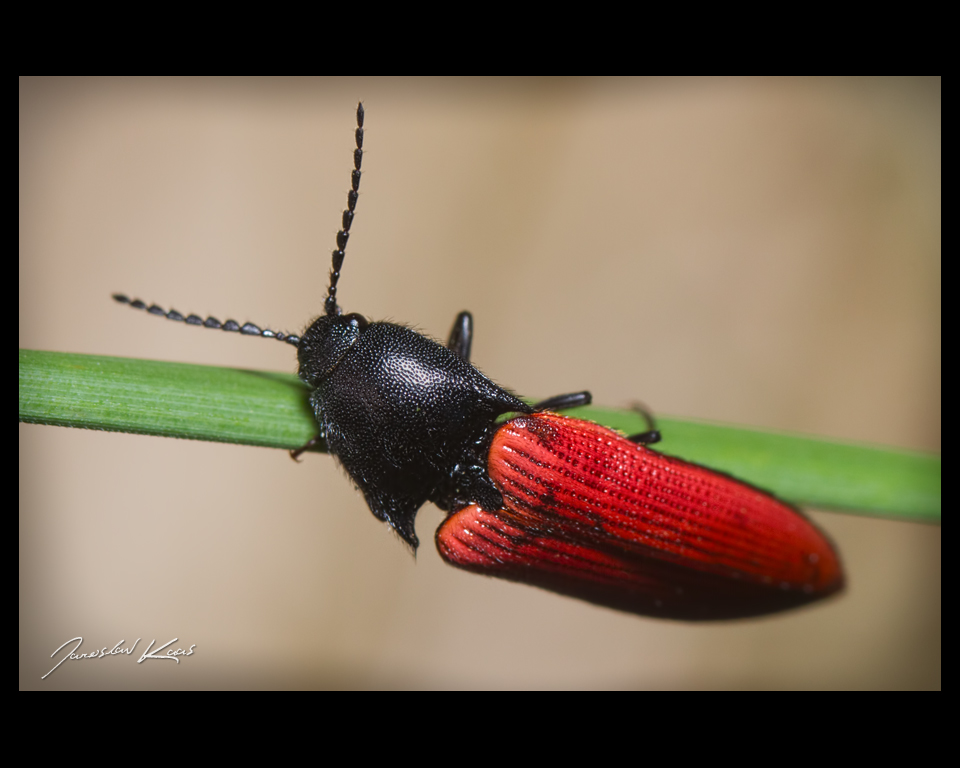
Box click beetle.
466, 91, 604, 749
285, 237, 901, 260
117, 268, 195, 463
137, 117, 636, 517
114, 102, 843, 620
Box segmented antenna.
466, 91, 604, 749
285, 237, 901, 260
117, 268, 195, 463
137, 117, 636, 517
112, 294, 301, 347
325, 101, 364, 316
113, 104, 364, 345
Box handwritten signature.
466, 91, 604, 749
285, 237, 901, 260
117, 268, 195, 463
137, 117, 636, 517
43, 637, 196, 680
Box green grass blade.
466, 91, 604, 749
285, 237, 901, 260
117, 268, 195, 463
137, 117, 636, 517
573, 407, 940, 524
19, 348, 315, 450
20, 349, 940, 524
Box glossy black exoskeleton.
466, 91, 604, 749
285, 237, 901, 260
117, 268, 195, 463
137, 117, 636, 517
297, 312, 532, 547
113, 102, 595, 550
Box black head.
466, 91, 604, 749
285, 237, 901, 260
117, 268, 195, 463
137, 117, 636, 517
297, 312, 369, 388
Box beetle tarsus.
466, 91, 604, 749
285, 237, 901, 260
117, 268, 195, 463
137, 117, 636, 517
532, 391, 592, 412
628, 429, 661, 445
626, 401, 661, 443
290, 435, 321, 462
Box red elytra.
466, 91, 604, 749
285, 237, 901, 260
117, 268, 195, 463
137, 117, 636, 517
437, 413, 843, 620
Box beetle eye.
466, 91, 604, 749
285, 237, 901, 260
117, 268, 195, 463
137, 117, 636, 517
344, 313, 369, 331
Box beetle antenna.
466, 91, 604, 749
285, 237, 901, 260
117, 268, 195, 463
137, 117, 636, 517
325, 101, 364, 317
112, 294, 301, 347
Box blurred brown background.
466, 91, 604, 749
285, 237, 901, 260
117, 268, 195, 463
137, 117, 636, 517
20, 77, 940, 689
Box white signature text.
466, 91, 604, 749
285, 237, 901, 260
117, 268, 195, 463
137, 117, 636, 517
43, 636, 196, 680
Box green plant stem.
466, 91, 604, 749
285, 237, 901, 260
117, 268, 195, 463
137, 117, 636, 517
19, 349, 940, 524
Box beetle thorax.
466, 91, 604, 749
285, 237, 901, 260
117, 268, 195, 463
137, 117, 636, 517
298, 319, 530, 548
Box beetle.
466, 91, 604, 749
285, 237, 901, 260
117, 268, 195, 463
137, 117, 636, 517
114, 102, 843, 620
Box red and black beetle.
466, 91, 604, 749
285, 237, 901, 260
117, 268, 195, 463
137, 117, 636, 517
114, 102, 843, 620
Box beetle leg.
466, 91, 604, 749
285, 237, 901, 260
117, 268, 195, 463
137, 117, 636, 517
627, 402, 661, 445
289, 435, 323, 462
532, 391, 592, 412
447, 311, 473, 361
291, 390, 330, 460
